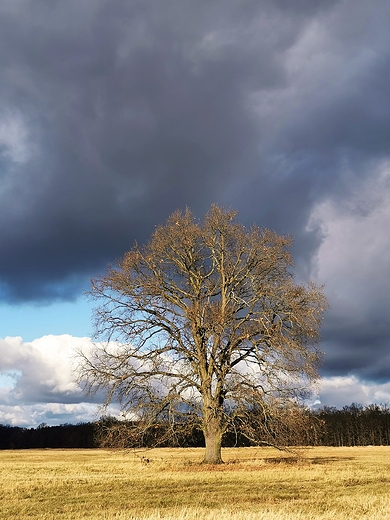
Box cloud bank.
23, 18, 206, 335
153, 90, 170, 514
0, 335, 101, 426
1, 334, 390, 427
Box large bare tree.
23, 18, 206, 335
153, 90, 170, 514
78, 205, 327, 463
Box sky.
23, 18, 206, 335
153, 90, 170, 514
1, 0, 390, 427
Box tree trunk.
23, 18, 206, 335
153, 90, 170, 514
202, 414, 224, 464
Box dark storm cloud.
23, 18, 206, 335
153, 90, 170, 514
0, 0, 345, 301
1, 1, 390, 386
0, 0, 296, 301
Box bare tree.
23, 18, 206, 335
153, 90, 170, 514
78, 205, 327, 463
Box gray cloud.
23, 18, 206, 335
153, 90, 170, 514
0, 334, 125, 426
308, 170, 390, 382
0, 0, 323, 301
1, 1, 390, 389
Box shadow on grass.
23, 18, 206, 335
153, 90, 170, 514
264, 457, 302, 464
264, 455, 356, 465
309, 456, 355, 465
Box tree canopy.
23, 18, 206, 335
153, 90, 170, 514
78, 205, 327, 463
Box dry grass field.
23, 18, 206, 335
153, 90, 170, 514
1, 446, 390, 519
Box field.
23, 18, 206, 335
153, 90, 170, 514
1, 446, 390, 519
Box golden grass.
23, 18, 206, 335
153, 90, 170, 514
1, 446, 390, 519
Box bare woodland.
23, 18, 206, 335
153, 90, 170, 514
78, 205, 327, 463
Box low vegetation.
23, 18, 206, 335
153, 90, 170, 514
1, 446, 389, 519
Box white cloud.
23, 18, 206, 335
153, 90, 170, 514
0, 334, 90, 402
0, 402, 99, 428
0, 334, 103, 426
318, 376, 390, 409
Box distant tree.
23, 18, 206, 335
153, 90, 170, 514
315, 403, 390, 447
78, 205, 327, 463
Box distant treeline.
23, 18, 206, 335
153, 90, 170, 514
1, 403, 390, 449
315, 404, 390, 447
0, 422, 96, 449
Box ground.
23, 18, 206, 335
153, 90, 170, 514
0, 446, 389, 519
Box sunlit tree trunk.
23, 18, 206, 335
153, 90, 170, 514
202, 397, 224, 464
203, 420, 223, 463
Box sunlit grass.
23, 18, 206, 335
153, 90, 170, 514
1, 446, 390, 519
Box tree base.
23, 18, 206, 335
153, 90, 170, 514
201, 458, 224, 465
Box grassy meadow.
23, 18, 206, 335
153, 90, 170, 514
1, 446, 390, 519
